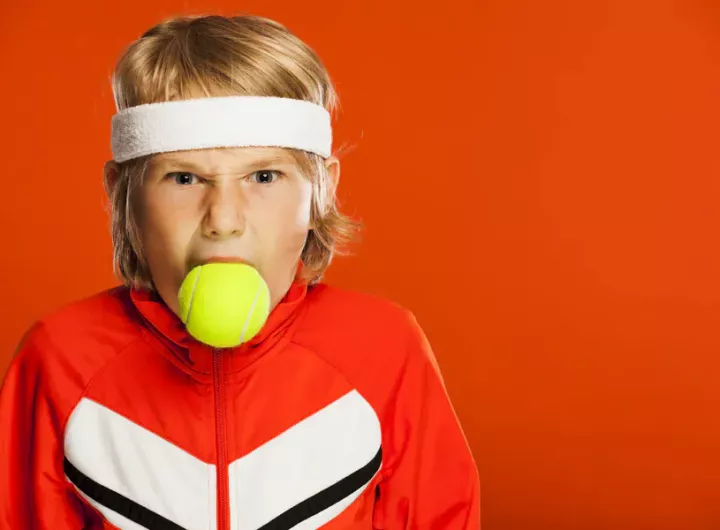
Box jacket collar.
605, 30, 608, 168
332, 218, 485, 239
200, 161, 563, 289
129, 278, 308, 375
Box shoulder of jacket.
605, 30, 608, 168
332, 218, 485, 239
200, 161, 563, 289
293, 283, 427, 376
303, 283, 414, 327
14, 286, 143, 376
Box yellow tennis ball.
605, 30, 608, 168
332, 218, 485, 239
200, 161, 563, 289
177, 262, 271, 348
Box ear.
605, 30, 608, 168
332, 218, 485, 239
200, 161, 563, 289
103, 160, 120, 197
324, 155, 340, 191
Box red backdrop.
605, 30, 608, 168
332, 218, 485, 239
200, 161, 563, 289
2, 1, 720, 528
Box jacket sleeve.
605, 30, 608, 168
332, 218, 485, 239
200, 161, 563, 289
0, 323, 87, 529
373, 312, 480, 529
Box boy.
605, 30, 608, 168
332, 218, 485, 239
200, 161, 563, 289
0, 14, 480, 530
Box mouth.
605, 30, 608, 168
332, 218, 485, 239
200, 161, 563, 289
193, 256, 253, 268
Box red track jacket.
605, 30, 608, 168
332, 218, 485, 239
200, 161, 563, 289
0, 280, 480, 529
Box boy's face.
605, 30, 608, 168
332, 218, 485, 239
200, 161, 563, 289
132, 146, 335, 316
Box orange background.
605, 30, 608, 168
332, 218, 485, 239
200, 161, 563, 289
2, 1, 720, 528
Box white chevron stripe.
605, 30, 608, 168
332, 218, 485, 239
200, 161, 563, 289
229, 390, 382, 530
64, 398, 217, 530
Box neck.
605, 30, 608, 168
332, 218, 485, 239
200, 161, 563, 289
270, 260, 303, 311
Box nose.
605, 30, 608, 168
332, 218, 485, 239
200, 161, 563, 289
202, 182, 245, 239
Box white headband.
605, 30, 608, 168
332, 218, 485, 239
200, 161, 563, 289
111, 96, 332, 163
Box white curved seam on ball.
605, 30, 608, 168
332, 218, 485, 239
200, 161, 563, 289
239, 281, 263, 344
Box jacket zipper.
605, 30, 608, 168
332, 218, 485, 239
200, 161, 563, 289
213, 348, 230, 530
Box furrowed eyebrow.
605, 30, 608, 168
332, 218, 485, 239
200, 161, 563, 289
235, 156, 294, 174
151, 154, 296, 175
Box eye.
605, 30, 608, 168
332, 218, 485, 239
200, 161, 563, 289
250, 170, 281, 184
167, 172, 199, 185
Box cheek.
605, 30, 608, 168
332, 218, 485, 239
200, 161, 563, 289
137, 189, 196, 264
261, 183, 313, 247
292, 185, 313, 228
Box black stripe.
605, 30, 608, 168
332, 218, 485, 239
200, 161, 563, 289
258, 446, 383, 530
64, 457, 187, 530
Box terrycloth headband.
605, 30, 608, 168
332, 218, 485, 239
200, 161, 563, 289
111, 96, 332, 163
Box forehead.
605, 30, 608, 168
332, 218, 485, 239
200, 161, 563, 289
148, 146, 300, 174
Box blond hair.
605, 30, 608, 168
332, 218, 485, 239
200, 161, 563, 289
105, 15, 359, 290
